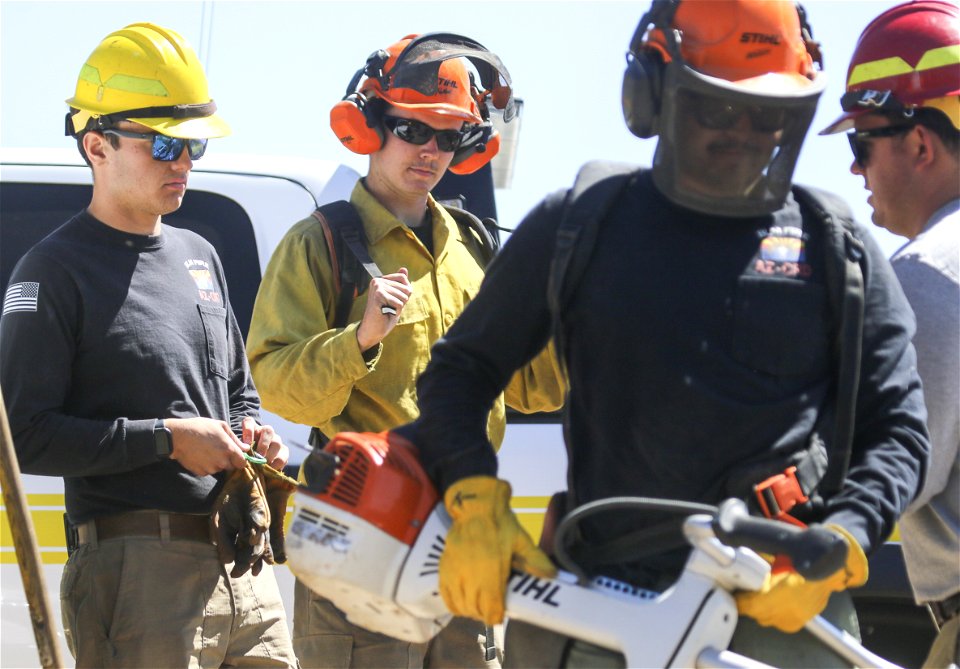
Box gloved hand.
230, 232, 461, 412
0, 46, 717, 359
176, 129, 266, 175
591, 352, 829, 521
440, 476, 558, 625
259, 462, 299, 563
736, 524, 868, 633
211, 461, 272, 577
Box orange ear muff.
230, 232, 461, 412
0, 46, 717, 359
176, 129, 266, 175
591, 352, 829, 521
449, 130, 500, 175
330, 94, 384, 155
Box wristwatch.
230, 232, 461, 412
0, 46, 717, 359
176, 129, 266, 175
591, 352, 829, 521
154, 419, 173, 459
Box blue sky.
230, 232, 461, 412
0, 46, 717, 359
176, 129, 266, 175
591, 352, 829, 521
1, 0, 906, 255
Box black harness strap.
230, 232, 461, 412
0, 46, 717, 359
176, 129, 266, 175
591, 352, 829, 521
547, 161, 639, 383
792, 186, 865, 496
311, 201, 381, 330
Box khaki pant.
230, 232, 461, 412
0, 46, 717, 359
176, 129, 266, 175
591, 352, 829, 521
292, 578, 498, 668
503, 592, 859, 669
60, 534, 297, 668
922, 614, 960, 669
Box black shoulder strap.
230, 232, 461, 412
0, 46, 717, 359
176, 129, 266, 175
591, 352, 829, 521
547, 161, 641, 375
443, 204, 499, 267
792, 185, 866, 496
311, 201, 383, 330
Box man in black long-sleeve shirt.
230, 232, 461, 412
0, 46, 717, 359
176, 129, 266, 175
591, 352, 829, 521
398, 2, 930, 667
0, 23, 296, 668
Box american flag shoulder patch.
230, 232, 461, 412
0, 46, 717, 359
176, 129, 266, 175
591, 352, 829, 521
3, 281, 40, 315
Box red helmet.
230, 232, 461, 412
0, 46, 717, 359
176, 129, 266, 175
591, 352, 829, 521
821, 0, 960, 134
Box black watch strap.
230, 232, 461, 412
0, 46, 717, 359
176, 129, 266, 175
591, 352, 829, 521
154, 419, 173, 459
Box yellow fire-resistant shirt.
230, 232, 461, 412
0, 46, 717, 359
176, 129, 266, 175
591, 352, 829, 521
246, 180, 565, 449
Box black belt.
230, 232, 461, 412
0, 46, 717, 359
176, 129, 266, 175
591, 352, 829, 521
77, 510, 213, 546
930, 591, 960, 628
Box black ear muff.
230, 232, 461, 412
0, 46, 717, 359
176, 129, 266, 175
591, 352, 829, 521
621, 0, 679, 139
449, 125, 499, 175
447, 73, 500, 175
622, 48, 665, 139
330, 51, 390, 154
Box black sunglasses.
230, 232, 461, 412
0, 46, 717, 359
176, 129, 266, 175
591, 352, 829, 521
846, 124, 914, 169
686, 95, 787, 133
103, 129, 208, 161
383, 116, 465, 153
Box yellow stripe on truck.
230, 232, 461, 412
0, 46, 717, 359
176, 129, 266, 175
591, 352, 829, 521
0, 493, 69, 564
1, 493, 552, 563
511, 495, 551, 542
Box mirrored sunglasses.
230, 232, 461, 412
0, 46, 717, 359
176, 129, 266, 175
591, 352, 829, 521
383, 116, 465, 153
686, 95, 787, 133
846, 124, 914, 169
103, 129, 208, 161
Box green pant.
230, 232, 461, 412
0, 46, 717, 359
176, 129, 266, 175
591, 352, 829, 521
61, 534, 296, 668
292, 578, 499, 669
922, 613, 960, 669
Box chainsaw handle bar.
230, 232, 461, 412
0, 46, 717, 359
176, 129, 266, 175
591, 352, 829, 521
711, 498, 847, 580
554, 497, 847, 582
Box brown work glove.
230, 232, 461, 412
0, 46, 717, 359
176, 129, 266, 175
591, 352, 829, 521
211, 461, 273, 577
258, 462, 299, 563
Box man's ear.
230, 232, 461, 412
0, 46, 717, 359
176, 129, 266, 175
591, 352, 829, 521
82, 131, 109, 166
912, 124, 936, 169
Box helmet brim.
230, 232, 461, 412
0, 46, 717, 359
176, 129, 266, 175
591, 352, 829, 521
724, 71, 825, 96
818, 109, 862, 136
136, 113, 232, 139
380, 96, 482, 124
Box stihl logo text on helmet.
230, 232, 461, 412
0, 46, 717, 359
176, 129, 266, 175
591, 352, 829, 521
740, 33, 782, 45
509, 572, 562, 607
438, 76, 458, 96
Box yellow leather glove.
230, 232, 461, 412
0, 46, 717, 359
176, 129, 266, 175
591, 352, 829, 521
440, 476, 558, 625
211, 461, 272, 577
736, 525, 868, 633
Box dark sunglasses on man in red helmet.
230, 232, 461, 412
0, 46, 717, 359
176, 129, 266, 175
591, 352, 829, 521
382, 116, 466, 152
846, 123, 915, 169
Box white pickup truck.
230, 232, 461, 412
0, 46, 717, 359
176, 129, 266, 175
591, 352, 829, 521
0, 148, 567, 667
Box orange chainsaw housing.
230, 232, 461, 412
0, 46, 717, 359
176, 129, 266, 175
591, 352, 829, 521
305, 431, 439, 545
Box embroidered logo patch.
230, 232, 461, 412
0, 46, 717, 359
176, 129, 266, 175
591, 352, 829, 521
754, 226, 812, 278
184, 259, 222, 304
3, 281, 39, 315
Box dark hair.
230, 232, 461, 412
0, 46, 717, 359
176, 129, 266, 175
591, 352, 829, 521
915, 107, 959, 156
75, 129, 120, 167
881, 107, 959, 156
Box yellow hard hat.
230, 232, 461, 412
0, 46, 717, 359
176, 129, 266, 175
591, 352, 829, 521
65, 22, 230, 139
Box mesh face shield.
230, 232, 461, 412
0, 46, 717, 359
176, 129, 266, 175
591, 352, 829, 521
652, 60, 825, 218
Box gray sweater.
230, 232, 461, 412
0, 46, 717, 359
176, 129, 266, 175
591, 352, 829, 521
895, 199, 960, 605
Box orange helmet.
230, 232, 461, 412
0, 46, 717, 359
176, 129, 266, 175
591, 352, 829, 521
821, 0, 960, 134
624, 0, 825, 217
330, 33, 515, 173
641, 0, 820, 94
358, 35, 484, 124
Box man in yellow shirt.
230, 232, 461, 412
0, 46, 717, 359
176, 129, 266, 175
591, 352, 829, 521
247, 33, 564, 669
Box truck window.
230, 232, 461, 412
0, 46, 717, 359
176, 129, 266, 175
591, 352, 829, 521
1, 183, 261, 336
